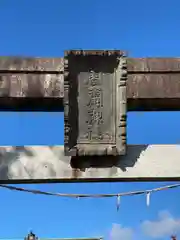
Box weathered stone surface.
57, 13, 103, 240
0, 145, 179, 182
0, 57, 64, 72
0, 57, 180, 111
127, 58, 180, 111
64, 51, 127, 156
127, 58, 180, 72
0, 73, 64, 97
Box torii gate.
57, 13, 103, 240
0, 51, 179, 183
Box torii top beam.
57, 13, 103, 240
0, 56, 179, 111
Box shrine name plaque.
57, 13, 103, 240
64, 50, 127, 156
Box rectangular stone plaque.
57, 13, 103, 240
64, 50, 127, 156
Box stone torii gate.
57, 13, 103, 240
0, 52, 179, 183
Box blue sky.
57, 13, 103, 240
0, 0, 180, 240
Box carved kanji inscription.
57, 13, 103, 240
78, 71, 114, 144
64, 50, 127, 156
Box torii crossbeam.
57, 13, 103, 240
0, 53, 179, 183
0, 56, 179, 111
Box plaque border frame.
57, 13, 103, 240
64, 50, 127, 156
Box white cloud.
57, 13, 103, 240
109, 223, 133, 240
141, 210, 180, 238
109, 211, 180, 240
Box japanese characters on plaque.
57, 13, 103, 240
64, 51, 127, 156
85, 71, 104, 141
